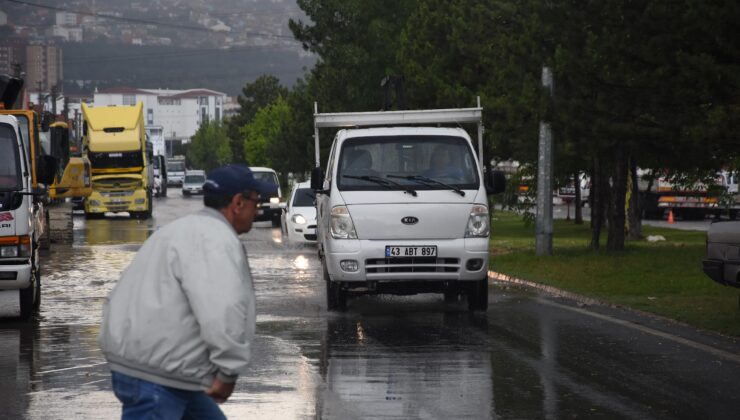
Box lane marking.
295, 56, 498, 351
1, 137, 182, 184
490, 271, 740, 364
38, 362, 107, 375
537, 299, 740, 364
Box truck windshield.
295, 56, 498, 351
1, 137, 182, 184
253, 171, 279, 186
88, 151, 143, 169
184, 175, 205, 183
337, 136, 479, 191
169, 161, 185, 172
0, 125, 22, 191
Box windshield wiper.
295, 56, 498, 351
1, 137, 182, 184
343, 175, 417, 196
387, 175, 466, 196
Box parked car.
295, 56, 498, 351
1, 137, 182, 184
703, 220, 740, 288
282, 181, 317, 243
181, 170, 206, 196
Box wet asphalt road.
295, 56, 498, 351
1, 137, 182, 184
1, 193, 739, 419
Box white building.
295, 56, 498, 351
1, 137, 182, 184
93, 87, 227, 155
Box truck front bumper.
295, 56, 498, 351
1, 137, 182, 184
0, 261, 32, 290
324, 237, 489, 284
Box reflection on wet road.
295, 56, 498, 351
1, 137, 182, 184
1, 193, 738, 419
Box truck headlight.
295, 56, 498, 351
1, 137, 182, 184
135, 198, 146, 204
0, 236, 31, 258
89, 199, 101, 206
465, 204, 490, 238
330, 206, 358, 239
292, 214, 307, 225
0, 245, 19, 258
270, 197, 280, 204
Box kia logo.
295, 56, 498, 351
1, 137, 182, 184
401, 216, 418, 225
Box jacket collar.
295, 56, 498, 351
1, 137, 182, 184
199, 207, 238, 235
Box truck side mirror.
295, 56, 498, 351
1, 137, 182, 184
486, 169, 506, 195
311, 167, 324, 191
37, 154, 58, 185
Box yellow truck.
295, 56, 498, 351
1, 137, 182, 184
82, 102, 153, 219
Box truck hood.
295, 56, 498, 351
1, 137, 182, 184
340, 190, 482, 240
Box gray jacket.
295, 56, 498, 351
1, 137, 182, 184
98, 208, 256, 391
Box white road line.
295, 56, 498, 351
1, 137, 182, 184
540, 298, 740, 364
38, 362, 108, 375
490, 270, 740, 364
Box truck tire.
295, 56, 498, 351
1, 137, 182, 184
467, 277, 489, 312
324, 261, 346, 311
19, 247, 40, 320
39, 209, 51, 251
271, 213, 281, 228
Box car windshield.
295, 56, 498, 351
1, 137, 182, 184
336, 136, 479, 191
184, 175, 205, 183
0, 125, 22, 191
253, 171, 279, 186
292, 188, 315, 207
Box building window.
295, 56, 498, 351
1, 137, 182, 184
215, 107, 221, 121
122, 94, 136, 105
198, 96, 208, 106
157, 97, 181, 105
201, 108, 208, 124
147, 108, 153, 124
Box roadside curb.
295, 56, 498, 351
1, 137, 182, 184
488, 270, 607, 307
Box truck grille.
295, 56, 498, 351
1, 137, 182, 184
365, 257, 460, 273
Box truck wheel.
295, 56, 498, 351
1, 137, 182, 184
19, 248, 39, 320
32, 248, 41, 310
467, 277, 489, 312
271, 213, 281, 228
39, 209, 51, 251
324, 261, 346, 311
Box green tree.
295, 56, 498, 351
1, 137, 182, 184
242, 97, 291, 168
227, 75, 289, 163
290, 0, 416, 113
187, 121, 233, 172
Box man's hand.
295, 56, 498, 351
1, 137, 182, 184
205, 378, 235, 404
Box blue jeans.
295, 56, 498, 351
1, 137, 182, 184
111, 371, 226, 420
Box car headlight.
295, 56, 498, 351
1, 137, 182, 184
330, 206, 358, 239
465, 204, 490, 237
270, 197, 280, 204
292, 214, 307, 225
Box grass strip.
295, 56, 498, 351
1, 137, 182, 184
489, 211, 740, 337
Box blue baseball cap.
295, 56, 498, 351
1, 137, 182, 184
203, 164, 278, 197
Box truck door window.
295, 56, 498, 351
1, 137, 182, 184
0, 125, 22, 190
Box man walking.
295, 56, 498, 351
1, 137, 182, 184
98, 164, 276, 419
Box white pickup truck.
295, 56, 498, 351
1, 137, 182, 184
0, 115, 55, 319
311, 102, 505, 311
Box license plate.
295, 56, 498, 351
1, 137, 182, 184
385, 246, 437, 257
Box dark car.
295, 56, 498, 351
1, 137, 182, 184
703, 221, 740, 288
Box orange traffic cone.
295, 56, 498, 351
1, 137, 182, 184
667, 209, 675, 224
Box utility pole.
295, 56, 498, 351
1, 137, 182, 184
535, 66, 554, 256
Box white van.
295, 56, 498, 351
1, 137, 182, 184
311, 104, 505, 311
